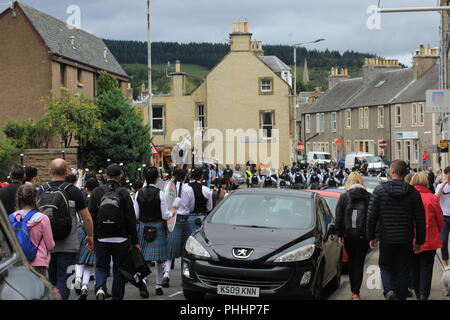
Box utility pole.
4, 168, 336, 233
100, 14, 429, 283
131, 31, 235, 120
377, 2, 450, 169
147, 0, 153, 165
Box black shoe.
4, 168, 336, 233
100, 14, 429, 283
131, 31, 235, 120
171, 259, 175, 269
385, 290, 397, 300
155, 288, 164, 296
139, 285, 150, 299
162, 277, 170, 288
104, 290, 112, 299
150, 261, 155, 267
407, 288, 414, 298
79, 288, 88, 300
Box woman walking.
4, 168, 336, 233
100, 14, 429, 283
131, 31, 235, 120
11, 184, 55, 278
335, 172, 371, 300
410, 173, 444, 300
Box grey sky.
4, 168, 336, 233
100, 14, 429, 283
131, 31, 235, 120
7, 0, 442, 66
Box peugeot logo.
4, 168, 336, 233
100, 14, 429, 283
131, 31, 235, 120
232, 248, 254, 259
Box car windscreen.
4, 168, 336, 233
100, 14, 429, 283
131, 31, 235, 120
366, 156, 383, 163
207, 194, 313, 229
316, 154, 331, 160
363, 178, 381, 190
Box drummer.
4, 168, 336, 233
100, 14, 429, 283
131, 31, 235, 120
133, 167, 175, 298
188, 167, 213, 225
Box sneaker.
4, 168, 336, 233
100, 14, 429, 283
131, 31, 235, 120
162, 277, 170, 288
74, 278, 82, 295
351, 294, 361, 300
79, 288, 88, 300
96, 289, 105, 300
385, 290, 397, 300
155, 288, 164, 296
139, 285, 150, 299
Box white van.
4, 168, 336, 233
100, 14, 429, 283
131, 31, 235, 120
307, 152, 332, 166
345, 152, 386, 171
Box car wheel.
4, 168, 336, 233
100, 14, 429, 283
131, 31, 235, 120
183, 289, 206, 300
312, 264, 324, 300
329, 257, 342, 290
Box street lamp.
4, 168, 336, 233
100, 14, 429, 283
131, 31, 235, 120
61, 150, 65, 160
20, 153, 24, 166
292, 39, 325, 161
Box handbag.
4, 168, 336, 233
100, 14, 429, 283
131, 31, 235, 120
143, 226, 157, 242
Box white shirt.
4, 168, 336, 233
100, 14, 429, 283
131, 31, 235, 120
173, 182, 195, 215
133, 184, 172, 221
436, 183, 450, 216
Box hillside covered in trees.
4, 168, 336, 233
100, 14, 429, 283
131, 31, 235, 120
104, 39, 381, 98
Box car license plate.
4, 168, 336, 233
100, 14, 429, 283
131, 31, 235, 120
217, 284, 260, 297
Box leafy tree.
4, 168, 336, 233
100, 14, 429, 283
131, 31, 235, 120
3, 119, 53, 149
41, 88, 102, 148
80, 86, 151, 178
97, 71, 119, 96
0, 139, 19, 179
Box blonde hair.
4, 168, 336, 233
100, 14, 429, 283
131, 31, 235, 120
345, 172, 365, 191
404, 173, 414, 185
410, 172, 429, 188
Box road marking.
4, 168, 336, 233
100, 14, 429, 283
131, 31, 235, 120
169, 291, 182, 298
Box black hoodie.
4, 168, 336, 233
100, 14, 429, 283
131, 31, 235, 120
366, 180, 426, 245
335, 186, 371, 239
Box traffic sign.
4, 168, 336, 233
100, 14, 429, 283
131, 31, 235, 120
297, 142, 303, 151
426, 90, 450, 113
150, 142, 159, 155
379, 140, 387, 149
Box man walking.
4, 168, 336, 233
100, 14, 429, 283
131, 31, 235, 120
366, 160, 426, 300
435, 166, 450, 268
37, 159, 94, 300
0, 164, 24, 214
88, 163, 140, 300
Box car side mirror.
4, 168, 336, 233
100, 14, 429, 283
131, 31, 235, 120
194, 218, 203, 227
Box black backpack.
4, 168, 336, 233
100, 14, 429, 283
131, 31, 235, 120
251, 175, 259, 185
38, 182, 72, 241
328, 178, 337, 187
336, 171, 344, 180
263, 176, 273, 187
97, 184, 122, 235
344, 195, 369, 240
294, 174, 303, 184
310, 174, 320, 184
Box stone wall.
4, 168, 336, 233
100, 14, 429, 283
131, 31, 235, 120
23, 148, 78, 185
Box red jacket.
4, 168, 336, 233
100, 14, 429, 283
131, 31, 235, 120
414, 185, 444, 251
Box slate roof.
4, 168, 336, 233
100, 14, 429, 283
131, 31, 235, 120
259, 56, 291, 73
391, 64, 438, 104
15, 1, 128, 78
302, 78, 363, 114
345, 68, 413, 108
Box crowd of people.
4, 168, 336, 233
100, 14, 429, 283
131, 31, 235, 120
1, 158, 450, 301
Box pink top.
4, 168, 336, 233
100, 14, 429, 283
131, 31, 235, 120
13, 210, 55, 267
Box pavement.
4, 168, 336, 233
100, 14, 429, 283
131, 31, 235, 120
69, 248, 450, 300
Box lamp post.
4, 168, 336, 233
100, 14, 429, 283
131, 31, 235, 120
61, 150, 65, 160
292, 39, 325, 161
20, 153, 24, 166
147, 0, 153, 165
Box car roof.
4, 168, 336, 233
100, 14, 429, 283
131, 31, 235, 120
304, 189, 343, 198
232, 188, 314, 199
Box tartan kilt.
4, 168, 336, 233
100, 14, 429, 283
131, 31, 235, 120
138, 221, 170, 262
166, 215, 200, 260
76, 228, 96, 266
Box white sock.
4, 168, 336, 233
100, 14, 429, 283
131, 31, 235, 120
156, 262, 165, 289
82, 266, 93, 288
75, 264, 84, 281
164, 260, 172, 278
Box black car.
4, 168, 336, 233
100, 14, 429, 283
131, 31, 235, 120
0, 202, 57, 300
182, 189, 342, 300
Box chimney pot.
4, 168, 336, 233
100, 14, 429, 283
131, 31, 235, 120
175, 60, 181, 72
244, 22, 249, 33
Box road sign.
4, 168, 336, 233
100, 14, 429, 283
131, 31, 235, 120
334, 138, 343, 146
379, 140, 387, 149
297, 142, 303, 151
438, 140, 449, 150
426, 90, 450, 113
150, 142, 159, 155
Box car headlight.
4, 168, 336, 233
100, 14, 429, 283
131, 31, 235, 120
274, 244, 315, 263
185, 236, 211, 258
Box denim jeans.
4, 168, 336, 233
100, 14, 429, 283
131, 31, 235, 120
95, 240, 130, 300
441, 216, 450, 261
48, 252, 77, 300
379, 242, 413, 300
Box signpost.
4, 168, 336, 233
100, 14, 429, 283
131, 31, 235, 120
150, 142, 159, 155
297, 142, 303, 152
379, 140, 387, 149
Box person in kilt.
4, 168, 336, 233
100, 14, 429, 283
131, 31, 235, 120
133, 167, 175, 297
188, 167, 213, 226
74, 178, 103, 300
163, 169, 195, 288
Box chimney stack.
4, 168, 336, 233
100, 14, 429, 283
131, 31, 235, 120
413, 44, 439, 79
328, 67, 350, 90
362, 57, 401, 85
230, 21, 252, 52
170, 60, 187, 96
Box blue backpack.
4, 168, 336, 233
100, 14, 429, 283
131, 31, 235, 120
9, 210, 40, 262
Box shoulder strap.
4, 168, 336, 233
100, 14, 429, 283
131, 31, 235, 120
60, 182, 71, 191
22, 209, 39, 224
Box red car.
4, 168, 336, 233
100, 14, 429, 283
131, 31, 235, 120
304, 189, 349, 265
